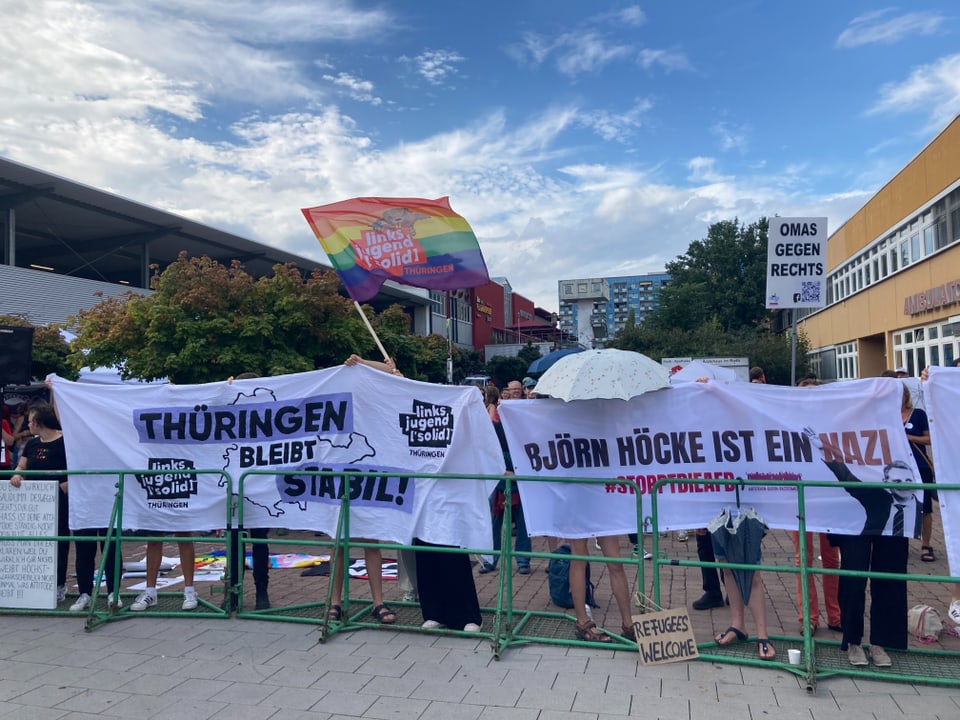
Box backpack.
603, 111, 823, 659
908, 604, 943, 643
548, 544, 599, 609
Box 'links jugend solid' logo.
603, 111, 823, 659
399, 400, 453, 450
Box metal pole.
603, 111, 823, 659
790, 309, 798, 386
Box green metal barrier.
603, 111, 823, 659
4, 465, 959, 690
648, 474, 960, 691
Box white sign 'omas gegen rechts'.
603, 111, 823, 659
765, 217, 828, 309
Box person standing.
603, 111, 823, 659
8, 402, 70, 603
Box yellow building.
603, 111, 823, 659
800, 114, 960, 379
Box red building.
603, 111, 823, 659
470, 277, 559, 351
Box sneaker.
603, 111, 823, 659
870, 645, 892, 667
677, 531, 689, 542
69, 593, 91, 612
108, 594, 123, 610
130, 591, 157, 612
643, 550, 653, 560
463, 623, 482, 632
517, 565, 531, 575
182, 589, 198, 611
421, 619, 442, 629
402, 591, 418, 603
847, 644, 868, 666
949, 600, 960, 625
477, 562, 497, 574
56, 585, 66, 603
631, 544, 639, 557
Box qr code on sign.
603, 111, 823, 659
799, 281, 820, 303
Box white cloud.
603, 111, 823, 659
322, 72, 382, 105
593, 5, 647, 28
836, 9, 945, 48
578, 98, 654, 142
868, 53, 960, 129
637, 48, 692, 73
406, 49, 465, 86
555, 32, 634, 76
711, 121, 749, 153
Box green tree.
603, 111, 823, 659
649, 218, 770, 332
485, 343, 542, 388
70, 254, 372, 383
0, 315, 77, 381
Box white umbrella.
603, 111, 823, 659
670, 359, 738, 384
534, 348, 670, 401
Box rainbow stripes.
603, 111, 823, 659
302, 196, 489, 302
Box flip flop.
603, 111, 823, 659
715, 626, 747, 646
757, 638, 776, 660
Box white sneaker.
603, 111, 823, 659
108, 594, 123, 610
56, 585, 66, 602
463, 623, 482, 632
182, 589, 198, 611
677, 531, 689, 542
402, 591, 418, 603
949, 600, 960, 625
421, 619, 442, 629
69, 593, 91, 612
643, 550, 654, 560
130, 592, 157, 612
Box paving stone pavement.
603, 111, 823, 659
1, 612, 959, 719
2, 517, 959, 718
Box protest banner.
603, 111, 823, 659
50, 365, 504, 548
922, 366, 960, 578
499, 377, 922, 539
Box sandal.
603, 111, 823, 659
715, 626, 747, 646
326, 604, 342, 621
757, 638, 776, 661
621, 624, 637, 641
575, 620, 612, 643
371, 604, 397, 625
921, 546, 936, 562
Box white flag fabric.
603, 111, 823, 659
923, 366, 960, 578
51, 365, 504, 548
500, 378, 922, 539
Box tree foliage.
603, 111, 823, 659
649, 218, 770, 332
69, 254, 445, 384
0, 314, 77, 381
611, 217, 809, 384
485, 343, 542, 388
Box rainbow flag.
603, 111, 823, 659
302, 196, 490, 302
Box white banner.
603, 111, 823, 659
499, 378, 922, 539
51, 365, 504, 548
923, 366, 960, 578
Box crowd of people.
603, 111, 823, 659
2, 359, 958, 668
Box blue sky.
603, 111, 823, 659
2, 1, 959, 311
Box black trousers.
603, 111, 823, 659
414, 538, 481, 628
56, 488, 70, 587
74, 528, 120, 595
697, 531, 724, 597
832, 534, 908, 650
227, 527, 270, 593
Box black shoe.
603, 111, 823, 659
692, 592, 725, 610
255, 589, 271, 610
517, 565, 531, 575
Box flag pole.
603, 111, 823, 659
353, 300, 391, 362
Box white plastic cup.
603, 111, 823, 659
788, 648, 801, 665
